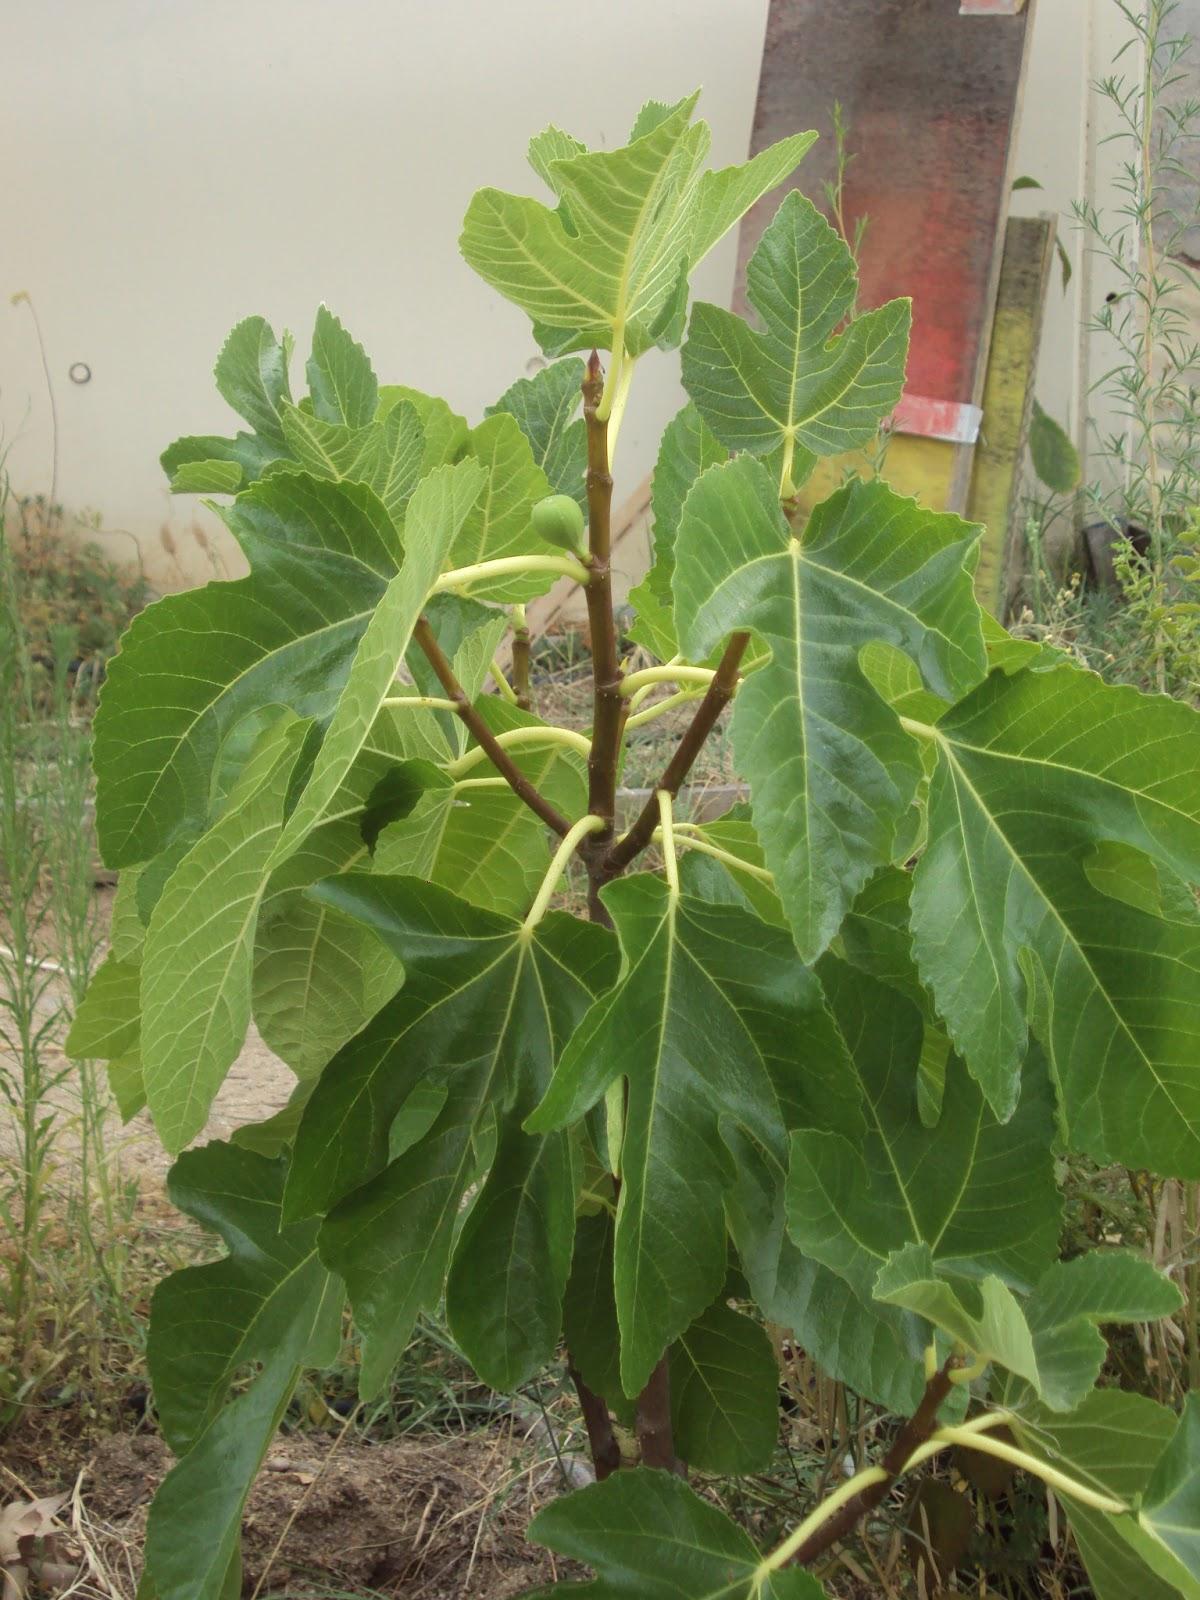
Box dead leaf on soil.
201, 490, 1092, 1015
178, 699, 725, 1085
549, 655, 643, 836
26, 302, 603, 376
0, 1492, 74, 1600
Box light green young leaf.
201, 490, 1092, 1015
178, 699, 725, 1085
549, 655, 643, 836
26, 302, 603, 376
168, 458, 243, 495
275, 401, 376, 479
461, 96, 706, 358
676, 814, 787, 929
908, 662, 1200, 1161
688, 133, 819, 266
874, 1242, 1041, 1386
161, 433, 276, 494
669, 1298, 779, 1474
107, 1051, 147, 1122
1008, 1388, 1199, 1600
253, 819, 402, 1080
65, 954, 141, 1061
1141, 1394, 1200, 1584
378, 384, 468, 474
528, 125, 587, 196
360, 399, 430, 520
858, 639, 951, 727
444, 414, 555, 601
1023, 1252, 1182, 1411
461, 95, 814, 360
1083, 839, 1200, 923
979, 609, 1050, 675
372, 698, 586, 915
306, 304, 378, 428
787, 960, 1060, 1311
94, 472, 399, 867
681, 190, 910, 488
108, 867, 147, 961
523, 1468, 827, 1599
625, 573, 679, 660
284, 876, 614, 1394
673, 456, 985, 961
212, 315, 293, 450
273, 396, 430, 529
877, 1244, 1179, 1412
140, 716, 310, 1153
486, 357, 587, 510
404, 593, 508, 758
529, 876, 822, 1396
272, 460, 485, 862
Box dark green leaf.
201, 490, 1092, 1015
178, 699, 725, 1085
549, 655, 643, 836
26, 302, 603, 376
306, 305, 378, 428
787, 960, 1060, 1308
908, 662, 1200, 1161
563, 1211, 633, 1424
1029, 399, 1081, 494
486, 358, 587, 509
673, 456, 985, 960
285, 876, 614, 1394
529, 877, 822, 1395
213, 315, 292, 450
93, 472, 400, 867
143, 1141, 341, 1600
524, 1468, 827, 1598
669, 1298, 778, 1473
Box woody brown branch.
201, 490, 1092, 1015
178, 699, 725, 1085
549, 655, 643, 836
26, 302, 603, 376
412, 616, 571, 838
578, 352, 626, 924
598, 630, 750, 881
787, 1363, 957, 1568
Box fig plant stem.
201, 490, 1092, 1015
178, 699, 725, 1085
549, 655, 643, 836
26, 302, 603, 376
569, 1361, 623, 1480
779, 1362, 957, 1568
412, 616, 572, 838
600, 630, 750, 881
635, 1352, 683, 1475
576, 355, 686, 1477
579, 350, 625, 926
511, 603, 532, 710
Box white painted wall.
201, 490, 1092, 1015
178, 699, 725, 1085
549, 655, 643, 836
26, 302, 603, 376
2, 0, 769, 586
7, 1, 1192, 593
1011, 0, 1199, 506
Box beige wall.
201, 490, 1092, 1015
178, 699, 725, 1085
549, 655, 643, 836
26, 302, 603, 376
1011, 0, 1200, 506
8, 2, 1191, 596
2, 0, 769, 587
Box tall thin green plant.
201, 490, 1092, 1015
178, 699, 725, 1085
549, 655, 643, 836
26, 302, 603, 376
0, 487, 66, 1377
0, 478, 130, 1425
1076, 0, 1200, 698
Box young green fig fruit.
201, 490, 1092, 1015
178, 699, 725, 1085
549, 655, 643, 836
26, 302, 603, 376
531, 493, 587, 556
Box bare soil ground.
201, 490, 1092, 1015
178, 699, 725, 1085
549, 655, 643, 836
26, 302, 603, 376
5, 1426, 579, 1599
3, 897, 582, 1599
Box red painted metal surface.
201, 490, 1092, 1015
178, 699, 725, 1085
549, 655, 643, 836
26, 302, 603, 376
737, 0, 1032, 422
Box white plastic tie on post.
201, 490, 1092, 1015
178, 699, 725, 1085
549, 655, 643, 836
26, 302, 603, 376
889, 394, 984, 445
